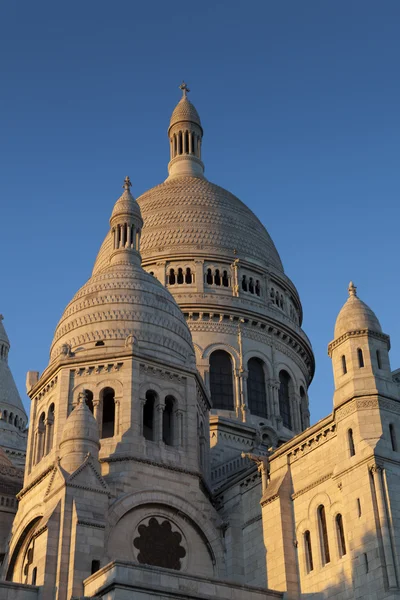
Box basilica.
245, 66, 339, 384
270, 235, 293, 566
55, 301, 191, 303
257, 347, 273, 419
1, 85, 400, 600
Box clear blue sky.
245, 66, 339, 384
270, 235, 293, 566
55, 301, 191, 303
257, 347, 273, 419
1, 1, 399, 424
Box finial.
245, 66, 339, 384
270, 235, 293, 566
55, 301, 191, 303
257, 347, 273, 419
179, 81, 190, 98
348, 281, 357, 297
78, 389, 88, 405
123, 176, 132, 191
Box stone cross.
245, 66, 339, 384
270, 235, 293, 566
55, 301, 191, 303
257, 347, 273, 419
179, 81, 190, 97
348, 281, 357, 297
123, 176, 132, 190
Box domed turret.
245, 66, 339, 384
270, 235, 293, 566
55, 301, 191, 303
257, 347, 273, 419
0, 315, 28, 466
50, 178, 195, 367
329, 283, 395, 408
59, 390, 100, 473
334, 282, 382, 339
167, 82, 205, 179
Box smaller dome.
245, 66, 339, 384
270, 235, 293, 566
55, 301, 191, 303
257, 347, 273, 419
60, 396, 100, 449
334, 282, 382, 339
111, 177, 142, 223
169, 96, 202, 132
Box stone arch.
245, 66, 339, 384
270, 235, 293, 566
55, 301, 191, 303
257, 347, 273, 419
106, 490, 224, 574
95, 378, 123, 397
6, 512, 43, 582
243, 350, 273, 379
202, 343, 239, 368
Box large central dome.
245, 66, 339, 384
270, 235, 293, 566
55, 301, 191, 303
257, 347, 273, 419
137, 176, 283, 271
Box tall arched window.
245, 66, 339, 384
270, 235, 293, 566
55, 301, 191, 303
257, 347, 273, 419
143, 391, 156, 441
318, 505, 330, 565
101, 388, 115, 439
376, 350, 382, 369
249, 278, 254, 294
45, 404, 55, 455
389, 424, 397, 451
279, 370, 292, 429
85, 390, 94, 413
163, 396, 175, 446
255, 280, 261, 296
242, 275, 247, 291
222, 270, 229, 287
185, 268, 192, 284
357, 348, 364, 368
348, 428, 355, 457
177, 268, 184, 284
209, 350, 234, 410
168, 269, 176, 285
206, 268, 213, 285
304, 530, 313, 573
335, 514, 346, 557
341, 355, 347, 374
214, 269, 221, 286
36, 413, 46, 463
247, 358, 267, 418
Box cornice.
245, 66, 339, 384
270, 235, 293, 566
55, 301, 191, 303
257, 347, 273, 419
328, 329, 390, 355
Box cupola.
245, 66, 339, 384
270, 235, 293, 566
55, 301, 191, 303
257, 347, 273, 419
167, 82, 205, 179
59, 390, 100, 473
328, 283, 396, 407
109, 176, 143, 267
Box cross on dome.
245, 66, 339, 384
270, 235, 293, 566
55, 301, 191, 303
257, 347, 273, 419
348, 281, 357, 297
179, 81, 190, 97
123, 176, 132, 191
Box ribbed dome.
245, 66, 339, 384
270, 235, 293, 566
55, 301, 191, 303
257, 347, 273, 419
50, 263, 195, 366
169, 96, 201, 131
334, 283, 382, 339
111, 183, 142, 222
133, 176, 283, 271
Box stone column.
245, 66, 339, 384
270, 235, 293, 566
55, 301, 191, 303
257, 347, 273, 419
371, 465, 398, 588
194, 260, 204, 293
114, 398, 121, 436
270, 379, 282, 430
231, 259, 240, 297
239, 371, 249, 422
156, 404, 165, 443
139, 398, 146, 437
234, 368, 241, 419
176, 410, 184, 447
126, 223, 131, 248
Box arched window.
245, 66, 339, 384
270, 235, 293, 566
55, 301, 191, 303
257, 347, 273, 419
336, 514, 346, 557
85, 390, 94, 413
45, 404, 55, 455
242, 275, 247, 291
2, 410, 7, 422
376, 349, 382, 369
209, 350, 234, 410
214, 269, 221, 286
177, 268, 184, 284
389, 424, 397, 451
255, 280, 261, 296
222, 270, 229, 287
341, 355, 347, 374
348, 428, 355, 457
184, 130, 189, 154
357, 348, 364, 368
143, 391, 156, 441
206, 268, 213, 285
304, 530, 313, 573
101, 388, 115, 439
318, 505, 330, 564
36, 413, 46, 463
300, 386, 307, 430
169, 269, 176, 285
9, 412, 13, 424
249, 278, 254, 294
275, 294, 280, 306
280, 295, 284, 309
278, 370, 292, 429
178, 131, 183, 155
163, 396, 175, 446
185, 268, 192, 284
247, 358, 267, 418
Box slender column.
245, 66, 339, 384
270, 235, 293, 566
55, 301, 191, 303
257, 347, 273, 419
188, 131, 193, 154
93, 399, 100, 429
156, 404, 164, 443
183, 130, 187, 154
120, 224, 126, 248
232, 259, 240, 297
126, 223, 131, 247
139, 398, 146, 437
240, 372, 249, 422
234, 368, 241, 419
114, 398, 121, 436
176, 410, 184, 447
371, 465, 398, 588
270, 379, 282, 430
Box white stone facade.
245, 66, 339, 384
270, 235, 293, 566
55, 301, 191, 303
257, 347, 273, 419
1, 88, 400, 600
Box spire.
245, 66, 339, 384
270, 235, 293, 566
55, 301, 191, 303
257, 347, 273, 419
167, 83, 205, 179
348, 281, 357, 297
